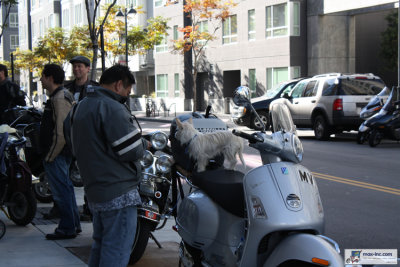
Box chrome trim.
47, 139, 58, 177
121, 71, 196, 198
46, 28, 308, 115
176, 171, 198, 189
318, 235, 340, 254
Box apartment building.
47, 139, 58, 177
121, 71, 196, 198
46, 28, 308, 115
0, 3, 19, 80
153, 0, 398, 113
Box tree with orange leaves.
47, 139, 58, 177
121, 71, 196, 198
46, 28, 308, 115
172, 0, 236, 111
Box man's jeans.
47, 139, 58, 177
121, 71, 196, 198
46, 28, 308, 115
88, 205, 137, 267
43, 154, 80, 235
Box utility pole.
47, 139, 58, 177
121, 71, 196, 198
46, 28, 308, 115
183, 0, 193, 111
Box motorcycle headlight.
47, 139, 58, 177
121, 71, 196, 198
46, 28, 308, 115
291, 135, 303, 162
140, 150, 154, 168
151, 132, 169, 150
155, 155, 172, 174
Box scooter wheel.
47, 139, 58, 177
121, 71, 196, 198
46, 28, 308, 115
368, 130, 382, 147
356, 132, 366, 144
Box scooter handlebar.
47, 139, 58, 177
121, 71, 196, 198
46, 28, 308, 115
232, 129, 264, 143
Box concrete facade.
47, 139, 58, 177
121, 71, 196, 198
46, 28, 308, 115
12, 0, 400, 111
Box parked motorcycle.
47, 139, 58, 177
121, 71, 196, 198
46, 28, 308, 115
357, 87, 390, 144
366, 86, 400, 147
128, 131, 175, 265
0, 130, 37, 228
3, 106, 53, 203
174, 86, 343, 267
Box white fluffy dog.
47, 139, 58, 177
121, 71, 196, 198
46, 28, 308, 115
175, 117, 245, 172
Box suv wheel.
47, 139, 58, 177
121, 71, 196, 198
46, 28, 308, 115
251, 111, 269, 130
313, 115, 331, 140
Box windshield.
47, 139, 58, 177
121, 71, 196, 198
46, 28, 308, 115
265, 82, 287, 98
382, 87, 399, 112
270, 102, 296, 133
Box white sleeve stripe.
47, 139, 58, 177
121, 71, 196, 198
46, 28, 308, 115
117, 139, 142, 156
112, 129, 140, 147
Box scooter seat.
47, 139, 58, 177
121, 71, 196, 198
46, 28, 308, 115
192, 169, 245, 218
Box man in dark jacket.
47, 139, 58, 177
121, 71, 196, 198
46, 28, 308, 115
65, 56, 99, 101
0, 64, 26, 123
66, 64, 148, 266
39, 64, 81, 240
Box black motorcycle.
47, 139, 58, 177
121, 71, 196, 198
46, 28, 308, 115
3, 106, 53, 203
366, 87, 400, 147
128, 131, 174, 265
0, 132, 37, 228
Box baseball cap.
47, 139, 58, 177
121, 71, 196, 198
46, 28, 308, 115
70, 56, 90, 67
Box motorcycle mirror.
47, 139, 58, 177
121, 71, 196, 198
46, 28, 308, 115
33, 94, 39, 102
233, 86, 251, 106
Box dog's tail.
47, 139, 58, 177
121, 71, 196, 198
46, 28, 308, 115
238, 139, 246, 169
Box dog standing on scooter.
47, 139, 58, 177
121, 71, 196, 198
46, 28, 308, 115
175, 117, 245, 172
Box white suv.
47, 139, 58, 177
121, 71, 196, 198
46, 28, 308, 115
271, 73, 386, 140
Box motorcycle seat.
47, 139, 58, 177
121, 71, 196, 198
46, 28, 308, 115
192, 169, 245, 218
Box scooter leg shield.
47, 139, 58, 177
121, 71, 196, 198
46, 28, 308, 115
262, 233, 343, 267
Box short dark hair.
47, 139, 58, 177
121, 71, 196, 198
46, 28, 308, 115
0, 64, 8, 77
42, 64, 65, 84
100, 64, 135, 88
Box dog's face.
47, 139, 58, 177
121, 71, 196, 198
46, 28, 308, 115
175, 117, 197, 145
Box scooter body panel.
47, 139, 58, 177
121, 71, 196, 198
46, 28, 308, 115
177, 190, 246, 266
239, 163, 324, 267
263, 233, 344, 267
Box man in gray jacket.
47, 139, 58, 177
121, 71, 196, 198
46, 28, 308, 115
67, 64, 148, 266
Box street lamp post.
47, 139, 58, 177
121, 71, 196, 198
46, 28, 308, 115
116, 7, 136, 66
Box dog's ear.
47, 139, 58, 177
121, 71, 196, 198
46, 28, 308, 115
188, 117, 193, 124
176, 118, 183, 129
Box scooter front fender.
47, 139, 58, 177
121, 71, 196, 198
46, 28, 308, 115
263, 233, 344, 267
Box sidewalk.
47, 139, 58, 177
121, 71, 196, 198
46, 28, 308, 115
0, 186, 181, 267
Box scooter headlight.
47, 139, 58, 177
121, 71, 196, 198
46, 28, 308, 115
291, 135, 303, 162
155, 155, 172, 174
140, 150, 154, 168
150, 132, 169, 150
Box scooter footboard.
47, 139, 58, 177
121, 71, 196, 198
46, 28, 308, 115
263, 233, 344, 267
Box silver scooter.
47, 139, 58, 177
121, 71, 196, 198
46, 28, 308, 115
175, 86, 343, 267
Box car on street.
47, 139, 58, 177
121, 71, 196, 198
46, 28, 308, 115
270, 73, 386, 140
231, 77, 305, 130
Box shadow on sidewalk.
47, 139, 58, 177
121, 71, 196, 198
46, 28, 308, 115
67, 242, 179, 266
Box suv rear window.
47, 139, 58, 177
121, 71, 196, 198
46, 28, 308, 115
322, 78, 385, 96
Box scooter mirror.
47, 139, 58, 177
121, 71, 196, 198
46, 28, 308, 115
233, 86, 250, 106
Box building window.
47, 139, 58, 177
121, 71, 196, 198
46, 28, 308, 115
266, 67, 288, 90
9, 13, 18, 28
62, 9, 69, 28
39, 19, 44, 36
156, 74, 168, 97
266, 3, 287, 37
10, 35, 19, 50
155, 34, 168, 53
127, 0, 136, 7
266, 2, 300, 38
174, 73, 180, 97
48, 14, 54, 28
197, 21, 208, 46
248, 10, 255, 41
222, 15, 237, 44
249, 69, 256, 97
291, 2, 300, 36
291, 66, 301, 79
173, 25, 178, 40
75, 4, 82, 25
155, 0, 164, 7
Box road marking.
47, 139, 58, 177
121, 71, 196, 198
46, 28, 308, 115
313, 172, 400, 196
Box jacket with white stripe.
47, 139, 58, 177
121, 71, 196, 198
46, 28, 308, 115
67, 86, 146, 203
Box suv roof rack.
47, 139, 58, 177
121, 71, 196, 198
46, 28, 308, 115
312, 73, 342, 78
